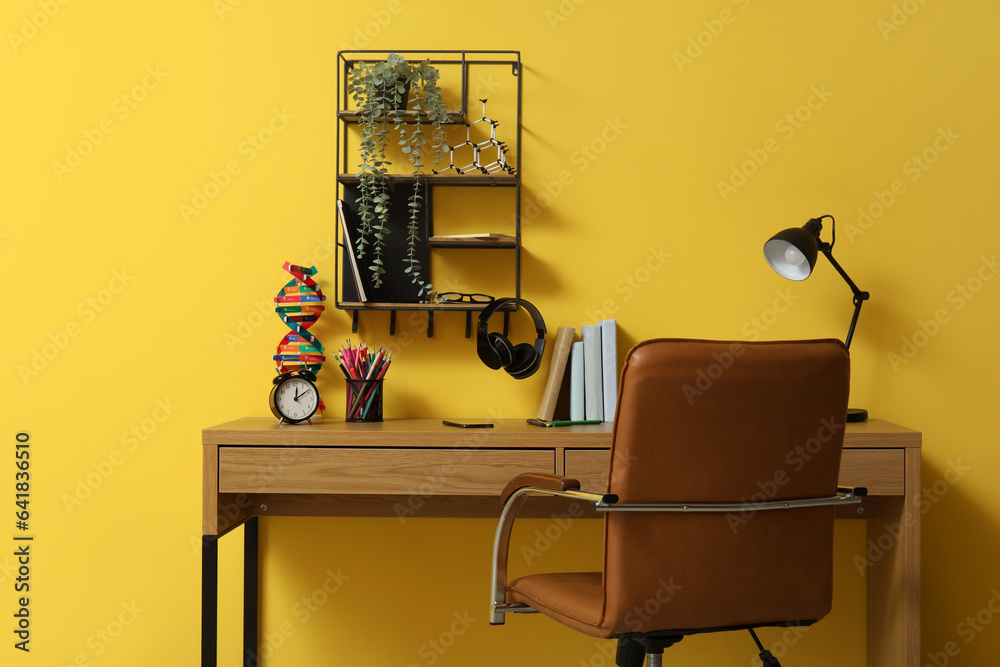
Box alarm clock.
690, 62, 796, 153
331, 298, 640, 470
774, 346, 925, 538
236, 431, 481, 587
269, 370, 320, 424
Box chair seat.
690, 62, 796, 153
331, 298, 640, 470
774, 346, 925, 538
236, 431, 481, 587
508, 572, 608, 638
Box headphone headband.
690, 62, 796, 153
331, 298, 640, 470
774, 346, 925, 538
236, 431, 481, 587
477, 297, 546, 338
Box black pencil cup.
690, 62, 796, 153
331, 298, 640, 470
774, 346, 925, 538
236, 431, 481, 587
345, 379, 383, 422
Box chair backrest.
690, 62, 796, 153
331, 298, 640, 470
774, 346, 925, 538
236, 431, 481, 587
599, 339, 851, 636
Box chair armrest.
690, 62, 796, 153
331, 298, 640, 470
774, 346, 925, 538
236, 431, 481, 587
595, 488, 865, 513
500, 473, 581, 505
490, 475, 610, 625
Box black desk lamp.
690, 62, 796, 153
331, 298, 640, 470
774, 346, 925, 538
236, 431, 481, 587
764, 214, 869, 422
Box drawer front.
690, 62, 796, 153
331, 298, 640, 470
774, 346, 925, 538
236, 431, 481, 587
839, 448, 905, 495
218, 447, 554, 495
565, 449, 611, 492
565, 448, 905, 496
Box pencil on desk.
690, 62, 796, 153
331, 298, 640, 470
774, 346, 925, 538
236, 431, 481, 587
359, 356, 391, 419
360, 383, 380, 419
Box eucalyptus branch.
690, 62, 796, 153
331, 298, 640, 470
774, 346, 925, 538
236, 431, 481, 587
348, 64, 375, 258
405, 79, 429, 296
346, 54, 449, 299
369, 98, 392, 289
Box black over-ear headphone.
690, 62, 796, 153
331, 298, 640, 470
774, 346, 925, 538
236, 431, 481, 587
477, 298, 547, 379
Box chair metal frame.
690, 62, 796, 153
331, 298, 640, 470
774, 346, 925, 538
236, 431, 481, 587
490, 483, 866, 625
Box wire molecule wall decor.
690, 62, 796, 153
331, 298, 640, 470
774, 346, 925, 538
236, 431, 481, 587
435, 99, 516, 176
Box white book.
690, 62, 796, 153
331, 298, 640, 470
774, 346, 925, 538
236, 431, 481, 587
569, 341, 585, 421
600, 318, 618, 422
581, 324, 604, 421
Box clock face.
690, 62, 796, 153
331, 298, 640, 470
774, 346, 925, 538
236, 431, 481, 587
273, 376, 319, 423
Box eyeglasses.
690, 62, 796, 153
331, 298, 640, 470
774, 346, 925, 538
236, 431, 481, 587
437, 292, 493, 304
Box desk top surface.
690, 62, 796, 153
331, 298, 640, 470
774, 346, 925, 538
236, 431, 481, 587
203, 417, 920, 449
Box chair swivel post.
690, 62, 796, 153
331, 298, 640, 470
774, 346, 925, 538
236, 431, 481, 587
749, 628, 781, 667
615, 635, 683, 667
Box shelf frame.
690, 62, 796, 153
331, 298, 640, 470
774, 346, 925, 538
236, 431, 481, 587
342, 300, 518, 339
336, 173, 516, 186
334, 50, 523, 336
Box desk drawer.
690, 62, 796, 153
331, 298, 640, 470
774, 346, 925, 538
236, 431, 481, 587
565, 449, 611, 491
839, 448, 904, 495
564, 447, 905, 496
218, 447, 554, 495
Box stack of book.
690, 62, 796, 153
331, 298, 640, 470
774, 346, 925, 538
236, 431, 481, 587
535, 318, 618, 423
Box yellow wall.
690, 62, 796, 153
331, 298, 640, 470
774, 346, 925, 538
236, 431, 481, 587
2, 1, 998, 665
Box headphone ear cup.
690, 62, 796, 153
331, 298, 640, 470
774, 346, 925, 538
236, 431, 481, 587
509, 347, 542, 379
505, 342, 537, 377
488, 332, 515, 368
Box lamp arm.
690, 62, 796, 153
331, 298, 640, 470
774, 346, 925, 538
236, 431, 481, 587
819, 244, 864, 296
819, 245, 869, 349
844, 293, 866, 350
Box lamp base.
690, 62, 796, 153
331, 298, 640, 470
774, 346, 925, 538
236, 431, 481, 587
847, 407, 868, 423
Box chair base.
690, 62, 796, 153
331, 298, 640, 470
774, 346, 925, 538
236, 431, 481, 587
614, 628, 784, 667
615, 634, 683, 667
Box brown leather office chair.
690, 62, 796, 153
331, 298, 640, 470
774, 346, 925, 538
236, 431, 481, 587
490, 339, 865, 666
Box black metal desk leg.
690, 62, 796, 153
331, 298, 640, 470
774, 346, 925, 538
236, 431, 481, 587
244, 517, 259, 667
202, 534, 219, 667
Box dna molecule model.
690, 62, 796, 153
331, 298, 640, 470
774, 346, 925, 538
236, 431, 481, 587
273, 262, 327, 415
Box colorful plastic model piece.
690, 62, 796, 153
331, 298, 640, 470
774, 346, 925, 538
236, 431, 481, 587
273, 262, 327, 414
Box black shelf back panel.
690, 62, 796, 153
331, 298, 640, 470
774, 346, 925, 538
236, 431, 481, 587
339, 181, 432, 304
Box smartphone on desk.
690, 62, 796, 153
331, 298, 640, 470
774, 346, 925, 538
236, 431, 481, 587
442, 420, 494, 428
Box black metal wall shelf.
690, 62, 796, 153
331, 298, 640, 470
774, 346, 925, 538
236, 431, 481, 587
342, 300, 519, 339
334, 50, 522, 338
426, 240, 518, 249
336, 173, 516, 186
336, 109, 467, 123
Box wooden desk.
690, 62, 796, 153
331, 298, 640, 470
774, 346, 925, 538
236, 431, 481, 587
202, 417, 921, 667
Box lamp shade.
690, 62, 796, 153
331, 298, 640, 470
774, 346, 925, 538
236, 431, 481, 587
764, 224, 820, 281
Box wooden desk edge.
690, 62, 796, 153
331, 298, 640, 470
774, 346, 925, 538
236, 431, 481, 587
202, 417, 919, 448
201, 418, 919, 534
